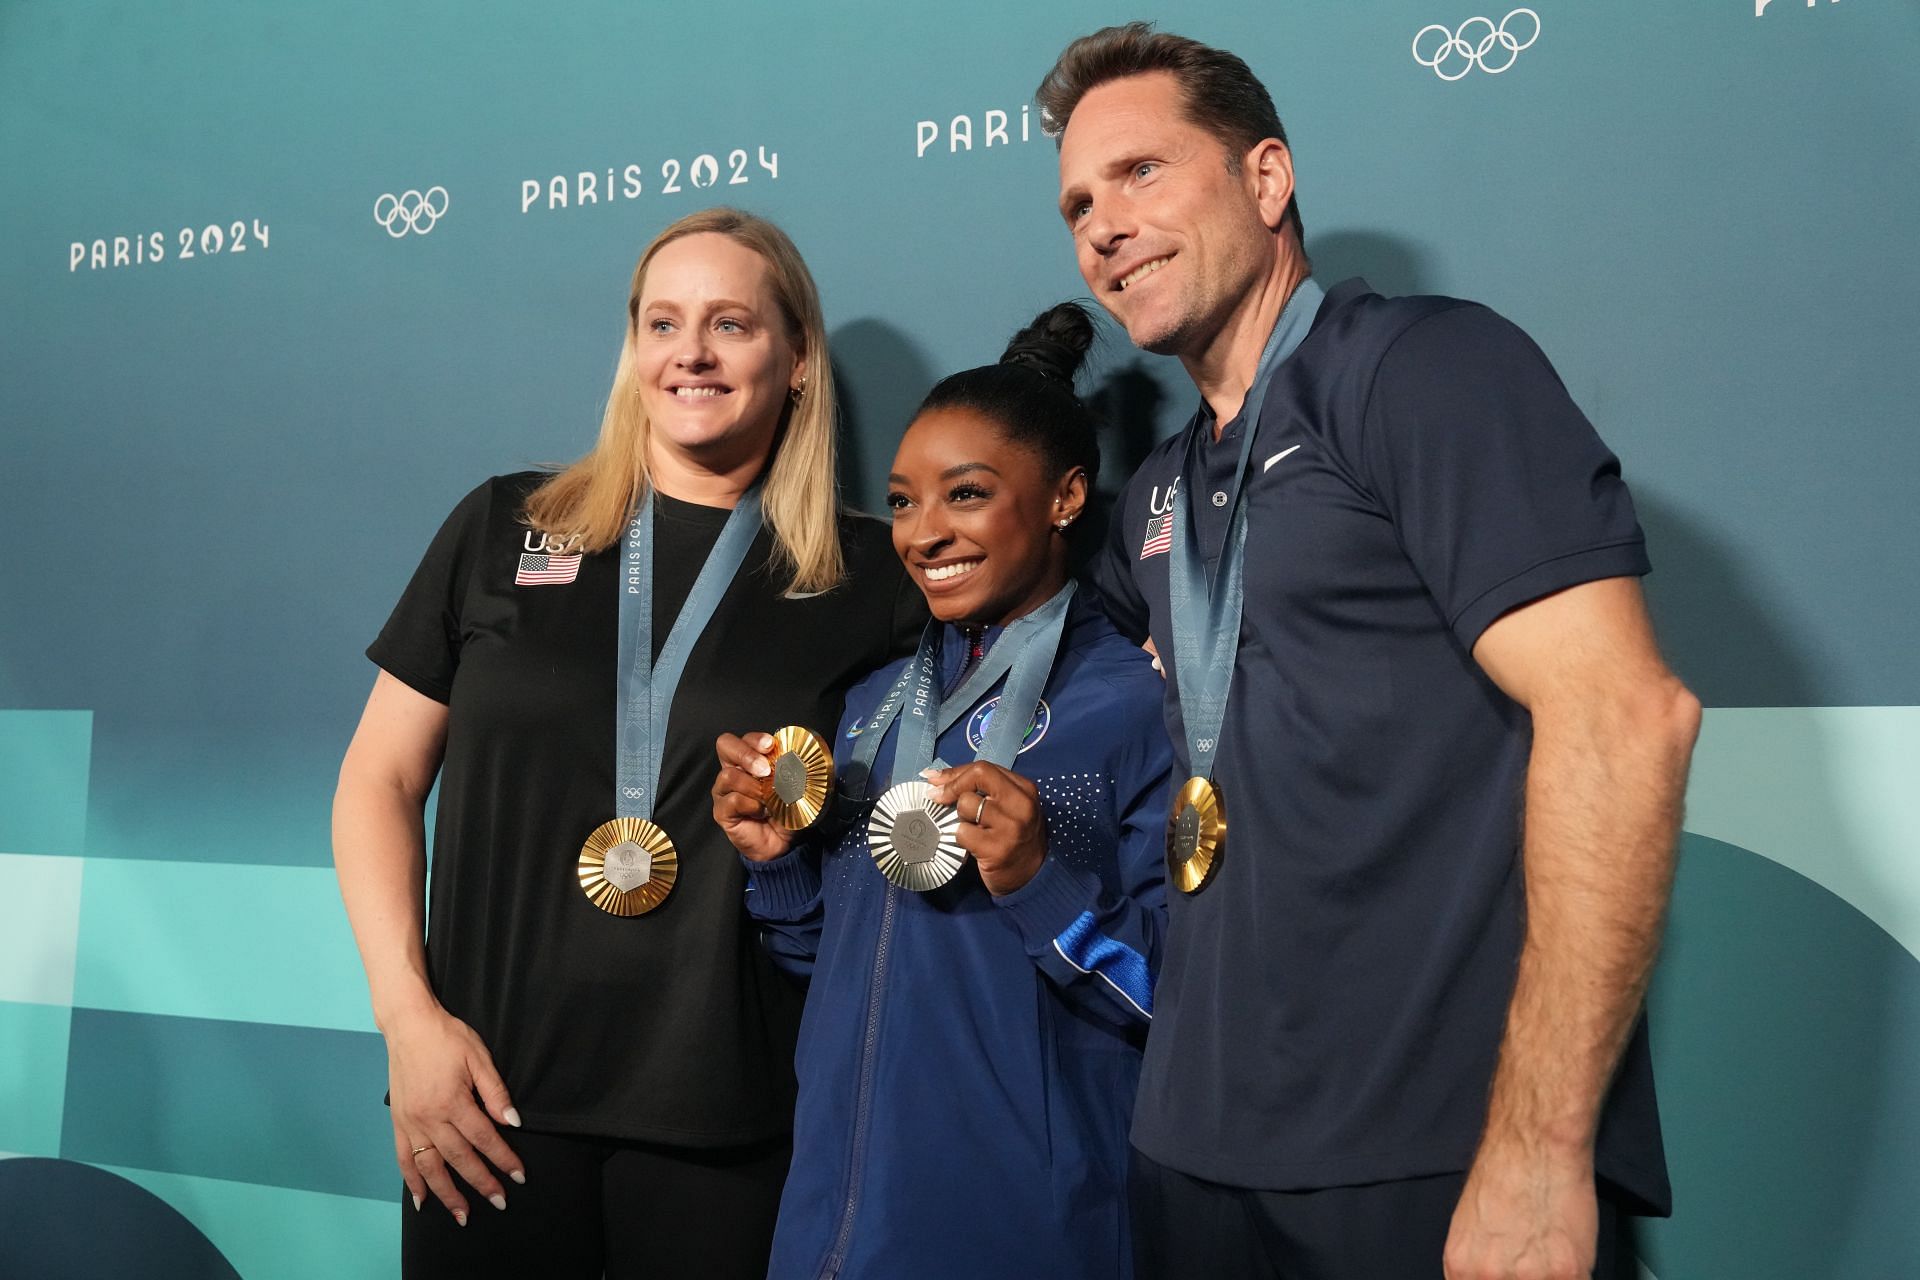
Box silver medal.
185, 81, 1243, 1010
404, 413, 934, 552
868, 780, 965, 892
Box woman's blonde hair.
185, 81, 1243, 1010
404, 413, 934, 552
523, 207, 843, 593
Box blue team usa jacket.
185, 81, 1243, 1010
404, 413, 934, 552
743, 595, 1173, 1280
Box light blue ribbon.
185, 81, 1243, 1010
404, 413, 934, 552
845, 581, 1077, 795
615, 482, 764, 820
1165, 278, 1324, 781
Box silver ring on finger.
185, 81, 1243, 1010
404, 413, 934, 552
972, 793, 990, 824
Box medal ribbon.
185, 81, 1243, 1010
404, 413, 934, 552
616, 482, 764, 820
1166, 277, 1324, 782
846, 581, 1077, 793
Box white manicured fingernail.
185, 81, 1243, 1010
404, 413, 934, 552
454, 1210, 468, 1228
489, 1194, 507, 1212
503, 1107, 522, 1128
510, 1169, 526, 1185
411, 1195, 422, 1212
750, 758, 770, 777
919, 768, 940, 780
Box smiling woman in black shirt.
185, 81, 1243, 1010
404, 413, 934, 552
332, 208, 921, 1280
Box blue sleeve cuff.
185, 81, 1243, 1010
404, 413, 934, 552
742, 846, 822, 921
1451, 539, 1651, 651
992, 856, 1103, 950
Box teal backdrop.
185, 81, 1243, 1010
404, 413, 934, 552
3, 2, 1916, 1276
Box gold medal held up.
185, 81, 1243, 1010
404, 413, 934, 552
763, 725, 834, 832
578, 817, 678, 916
1166, 776, 1225, 894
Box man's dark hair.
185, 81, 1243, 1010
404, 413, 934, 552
1036, 22, 1304, 244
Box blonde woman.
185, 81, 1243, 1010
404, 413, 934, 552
333, 208, 923, 1279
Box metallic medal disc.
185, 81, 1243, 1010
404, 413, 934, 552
1167, 776, 1226, 895
578, 816, 678, 915
763, 725, 834, 832
868, 779, 966, 892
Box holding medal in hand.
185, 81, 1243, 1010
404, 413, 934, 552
715, 303, 1174, 1280
920, 760, 1049, 897
334, 209, 921, 1280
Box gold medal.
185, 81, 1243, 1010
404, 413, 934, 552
577, 817, 678, 915
868, 780, 966, 892
1167, 776, 1225, 894
763, 725, 834, 832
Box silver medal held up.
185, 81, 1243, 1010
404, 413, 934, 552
868, 779, 966, 891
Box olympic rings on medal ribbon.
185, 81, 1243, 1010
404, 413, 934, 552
1411, 8, 1541, 81
373, 186, 450, 238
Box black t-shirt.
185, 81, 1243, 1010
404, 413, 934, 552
369, 473, 923, 1145
1091, 280, 1670, 1212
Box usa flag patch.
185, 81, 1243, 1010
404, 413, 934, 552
516, 552, 581, 585
1139, 510, 1173, 559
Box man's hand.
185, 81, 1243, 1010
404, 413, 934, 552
1444, 1141, 1597, 1279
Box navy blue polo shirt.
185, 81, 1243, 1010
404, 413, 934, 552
1090, 279, 1670, 1212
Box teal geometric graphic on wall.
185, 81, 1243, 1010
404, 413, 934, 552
0, 852, 85, 1007
61, 1010, 392, 1201
1638, 834, 1920, 1278
0, 1158, 242, 1280
103, 1164, 396, 1280
0, 710, 91, 858
0, 1001, 72, 1158
1684, 707, 1920, 963
72, 859, 378, 1032
0, 1159, 241, 1280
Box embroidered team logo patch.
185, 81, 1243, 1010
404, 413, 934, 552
965, 697, 1050, 756
516, 532, 582, 586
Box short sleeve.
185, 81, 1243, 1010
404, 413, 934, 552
365, 479, 495, 703
1359, 305, 1650, 649
1086, 476, 1152, 645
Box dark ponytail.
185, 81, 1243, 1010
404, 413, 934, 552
915, 302, 1101, 485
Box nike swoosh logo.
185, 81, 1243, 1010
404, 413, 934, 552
1263, 445, 1303, 472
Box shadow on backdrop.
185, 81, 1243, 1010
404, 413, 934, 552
831, 318, 935, 516
1636, 491, 1821, 708
1079, 359, 1168, 574
1308, 228, 1433, 300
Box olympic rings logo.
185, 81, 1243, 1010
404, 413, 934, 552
372, 186, 449, 237
1412, 9, 1541, 80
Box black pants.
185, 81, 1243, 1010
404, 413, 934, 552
1130, 1148, 1632, 1280
401, 1128, 790, 1280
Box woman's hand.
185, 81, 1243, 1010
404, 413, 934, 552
712, 732, 796, 863
924, 761, 1048, 896
385, 1003, 524, 1224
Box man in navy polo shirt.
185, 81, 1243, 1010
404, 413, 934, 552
1038, 23, 1701, 1280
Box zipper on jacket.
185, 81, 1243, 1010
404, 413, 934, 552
821, 627, 978, 1276
820, 882, 901, 1278
951, 625, 987, 694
